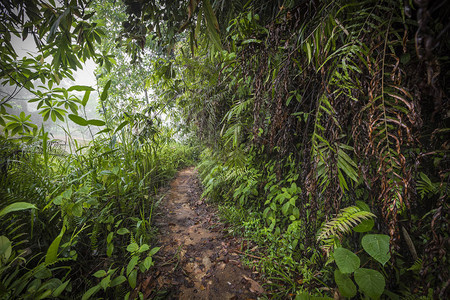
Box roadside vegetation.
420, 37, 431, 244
1, 0, 448, 299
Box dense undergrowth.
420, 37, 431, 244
185, 0, 449, 298
1, 0, 200, 297
197, 146, 447, 299
0, 128, 198, 298
1, 0, 449, 299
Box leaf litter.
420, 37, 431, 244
139, 167, 264, 299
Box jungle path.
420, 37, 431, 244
145, 167, 264, 299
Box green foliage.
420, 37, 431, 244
0, 8, 198, 290
334, 247, 360, 274
320, 205, 391, 299
0, 125, 196, 298
82, 241, 159, 299
2, 0, 449, 298
361, 234, 391, 266
334, 270, 356, 298
0, 202, 36, 217
354, 268, 385, 299
317, 206, 376, 252
333, 243, 388, 299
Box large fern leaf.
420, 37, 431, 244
317, 206, 376, 242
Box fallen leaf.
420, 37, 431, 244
142, 276, 152, 290
218, 262, 226, 270
243, 275, 265, 294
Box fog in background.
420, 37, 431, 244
1, 35, 101, 142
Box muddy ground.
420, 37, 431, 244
138, 167, 265, 299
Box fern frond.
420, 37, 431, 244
90, 223, 99, 251
317, 206, 376, 242
407, 258, 423, 272
416, 172, 439, 199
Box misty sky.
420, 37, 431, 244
10, 34, 97, 87
1, 36, 101, 141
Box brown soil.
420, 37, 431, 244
141, 167, 264, 299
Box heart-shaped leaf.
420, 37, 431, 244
334, 269, 357, 297
362, 234, 390, 265
354, 268, 385, 299
334, 247, 360, 274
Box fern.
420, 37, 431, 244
407, 258, 423, 272
317, 206, 376, 242
416, 172, 440, 199
90, 223, 100, 251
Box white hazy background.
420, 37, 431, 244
1, 35, 101, 141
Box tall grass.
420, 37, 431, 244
0, 125, 198, 299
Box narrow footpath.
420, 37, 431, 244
145, 167, 264, 299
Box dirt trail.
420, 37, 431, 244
147, 167, 264, 299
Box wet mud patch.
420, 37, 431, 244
141, 167, 264, 299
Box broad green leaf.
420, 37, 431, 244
334, 269, 357, 297
143, 256, 153, 270
28, 278, 41, 293
355, 201, 371, 212
100, 80, 111, 101
0, 202, 37, 217
67, 85, 94, 92
96, 128, 111, 135
45, 225, 66, 264
281, 201, 290, 215
114, 120, 129, 134
107, 232, 114, 244
93, 270, 106, 278
72, 202, 82, 217
128, 269, 137, 289
354, 268, 385, 299
52, 280, 70, 297
87, 119, 105, 126
107, 243, 114, 257
40, 279, 61, 292
82, 285, 101, 300
53, 195, 63, 205
34, 266, 52, 279
62, 187, 73, 199
37, 289, 52, 299
334, 247, 360, 274
293, 207, 300, 219
306, 42, 312, 64
0, 236, 12, 260
68, 114, 88, 126
361, 234, 390, 265
117, 228, 129, 235
100, 275, 111, 290
126, 243, 139, 252
127, 256, 139, 276
82, 90, 91, 107
110, 275, 126, 287
242, 39, 262, 45
353, 219, 374, 233
138, 244, 149, 253
148, 246, 160, 256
